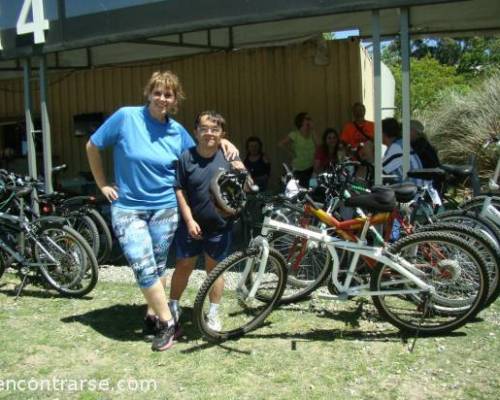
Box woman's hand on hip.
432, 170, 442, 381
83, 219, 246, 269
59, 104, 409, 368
101, 185, 119, 202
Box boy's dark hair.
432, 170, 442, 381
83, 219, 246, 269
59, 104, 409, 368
245, 136, 263, 155
294, 112, 309, 130
382, 117, 401, 139
194, 110, 226, 132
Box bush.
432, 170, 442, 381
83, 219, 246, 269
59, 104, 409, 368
422, 72, 500, 178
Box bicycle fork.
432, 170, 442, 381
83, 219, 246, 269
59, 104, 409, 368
237, 236, 270, 300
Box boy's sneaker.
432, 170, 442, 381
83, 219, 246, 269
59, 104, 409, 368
151, 321, 175, 351
142, 315, 159, 339
206, 312, 222, 331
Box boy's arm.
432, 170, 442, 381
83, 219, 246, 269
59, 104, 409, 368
175, 188, 202, 239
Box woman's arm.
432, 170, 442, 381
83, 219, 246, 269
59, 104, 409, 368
86, 140, 118, 202
220, 138, 239, 161
175, 188, 202, 239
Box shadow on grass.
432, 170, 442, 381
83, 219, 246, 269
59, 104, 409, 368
61, 303, 147, 341
245, 327, 466, 343
0, 284, 94, 301
280, 298, 385, 328
60, 304, 204, 343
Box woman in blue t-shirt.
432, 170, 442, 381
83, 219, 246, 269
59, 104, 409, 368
86, 71, 238, 352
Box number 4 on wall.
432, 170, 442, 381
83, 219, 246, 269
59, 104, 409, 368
16, 0, 50, 44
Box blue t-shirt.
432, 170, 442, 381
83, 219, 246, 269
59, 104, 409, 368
175, 147, 232, 234
90, 106, 195, 209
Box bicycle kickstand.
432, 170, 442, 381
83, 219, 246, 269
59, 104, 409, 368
408, 292, 431, 353
14, 271, 30, 300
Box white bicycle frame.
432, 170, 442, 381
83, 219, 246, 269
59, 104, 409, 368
236, 209, 436, 301
478, 140, 500, 225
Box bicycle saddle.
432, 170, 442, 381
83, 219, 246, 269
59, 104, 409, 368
345, 186, 396, 212
440, 164, 474, 177
389, 183, 418, 203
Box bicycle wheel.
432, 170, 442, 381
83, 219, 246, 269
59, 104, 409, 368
33, 222, 98, 297
69, 213, 100, 259
415, 222, 500, 308
86, 208, 113, 264
0, 250, 6, 280
371, 232, 488, 335
270, 232, 331, 304
434, 210, 500, 248
460, 196, 500, 228
193, 247, 287, 342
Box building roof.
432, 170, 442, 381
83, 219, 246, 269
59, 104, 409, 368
0, 0, 499, 70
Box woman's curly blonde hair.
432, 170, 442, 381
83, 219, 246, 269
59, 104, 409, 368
143, 70, 186, 114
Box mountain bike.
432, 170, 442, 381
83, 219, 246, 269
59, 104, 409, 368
193, 189, 488, 341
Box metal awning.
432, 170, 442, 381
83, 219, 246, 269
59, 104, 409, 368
1, 0, 499, 69
1, 0, 499, 191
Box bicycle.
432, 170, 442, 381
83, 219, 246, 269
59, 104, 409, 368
0, 179, 98, 298
193, 189, 489, 341
459, 136, 500, 228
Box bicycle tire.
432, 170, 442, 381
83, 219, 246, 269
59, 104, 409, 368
193, 247, 287, 342
459, 196, 500, 228
269, 232, 331, 304
415, 222, 500, 308
371, 232, 488, 335
0, 250, 5, 280
434, 209, 500, 248
86, 208, 113, 264
69, 213, 100, 259
33, 221, 98, 297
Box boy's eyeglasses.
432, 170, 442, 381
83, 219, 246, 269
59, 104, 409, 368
198, 127, 223, 134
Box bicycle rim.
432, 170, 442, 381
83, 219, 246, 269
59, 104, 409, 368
35, 225, 98, 296
193, 247, 287, 342
270, 232, 331, 304
371, 232, 487, 335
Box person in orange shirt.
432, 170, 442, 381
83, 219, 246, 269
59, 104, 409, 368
340, 102, 374, 153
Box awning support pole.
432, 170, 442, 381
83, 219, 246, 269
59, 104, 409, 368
39, 55, 53, 194
372, 10, 382, 185
400, 7, 411, 177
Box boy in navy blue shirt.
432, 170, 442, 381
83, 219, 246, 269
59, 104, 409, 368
170, 111, 246, 331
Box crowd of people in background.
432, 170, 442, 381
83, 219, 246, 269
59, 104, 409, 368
243, 101, 439, 190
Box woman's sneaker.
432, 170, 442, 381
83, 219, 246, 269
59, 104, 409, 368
151, 320, 175, 351
142, 315, 159, 340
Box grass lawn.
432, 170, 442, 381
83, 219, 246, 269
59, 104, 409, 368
1, 272, 499, 400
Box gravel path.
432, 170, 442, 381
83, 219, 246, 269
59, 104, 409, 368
98, 265, 209, 289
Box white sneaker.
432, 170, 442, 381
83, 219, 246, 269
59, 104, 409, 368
206, 312, 222, 331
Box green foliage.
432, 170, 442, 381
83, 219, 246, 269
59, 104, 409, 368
382, 36, 500, 118
387, 56, 467, 117
423, 72, 500, 175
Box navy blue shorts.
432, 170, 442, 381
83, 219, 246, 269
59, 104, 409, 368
175, 221, 232, 262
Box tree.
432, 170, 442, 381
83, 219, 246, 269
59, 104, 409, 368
386, 56, 467, 117
381, 36, 500, 117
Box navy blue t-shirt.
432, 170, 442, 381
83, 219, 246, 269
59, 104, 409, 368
175, 147, 232, 234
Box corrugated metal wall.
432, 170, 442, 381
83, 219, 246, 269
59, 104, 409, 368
0, 39, 372, 188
